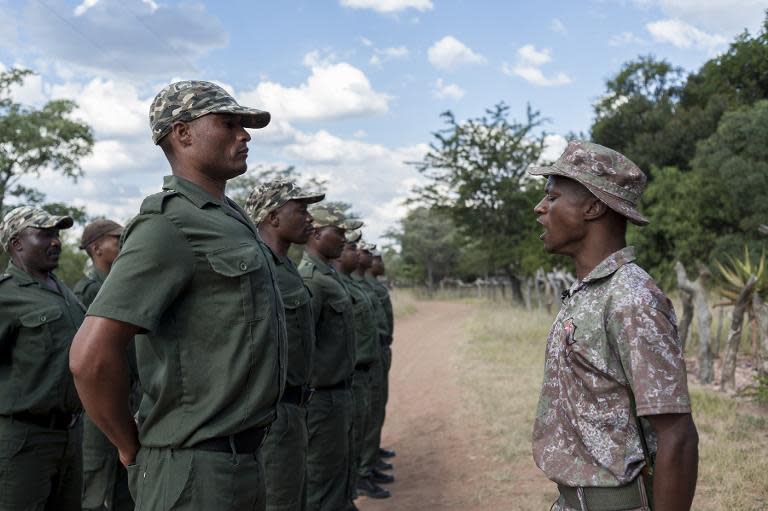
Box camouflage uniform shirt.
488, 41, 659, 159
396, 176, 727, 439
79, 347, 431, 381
532, 247, 691, 488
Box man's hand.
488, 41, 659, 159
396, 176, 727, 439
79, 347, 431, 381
645, 413, 699, 511
70, 316, 142, 466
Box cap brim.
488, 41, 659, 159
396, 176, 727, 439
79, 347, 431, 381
231, 106, 271, 129
342, 219, 364, 231
40, 216, 74, 230
528, 164, 559, 177
292, 192, 326, 205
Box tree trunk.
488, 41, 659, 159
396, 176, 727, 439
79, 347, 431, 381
753, 294, 768, 378
523, 276, 532, 311
714, 306, 725, 357
678, 292, 694, 352
674, 262, 713, 383
721, 276, 757, 392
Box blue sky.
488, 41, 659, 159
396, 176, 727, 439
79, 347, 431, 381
1, 0, 765, 243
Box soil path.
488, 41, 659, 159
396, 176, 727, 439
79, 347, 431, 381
358, 300, 511, 511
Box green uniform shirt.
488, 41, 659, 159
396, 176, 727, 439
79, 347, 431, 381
353, 274, 388, 342
339, 273, 379, 365
0, 262, 84, 416
367, 276, 393, 340
298, 253, 356, 388
88, 175, 286, 448
72, 266, 107, 308
269, 248, 314, 388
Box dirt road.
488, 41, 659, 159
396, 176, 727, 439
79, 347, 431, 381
358, 301, 512, 511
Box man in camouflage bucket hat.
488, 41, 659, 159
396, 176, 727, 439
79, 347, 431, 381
71, 81, 285, 511
245, 180, 323, 511
529, 141, 699, 510
299, 204, 363, 511
0, 206, 85, 510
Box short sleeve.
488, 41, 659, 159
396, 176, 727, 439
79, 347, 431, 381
87, 214, 195, 333
607, 290, 692, 417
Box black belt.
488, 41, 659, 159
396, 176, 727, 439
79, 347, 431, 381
280, 385, 314, 407
6, 411, 81, 431
315, 378, 352, 391
355, 362, 373, 372
557, 475, 649, 511
192, 424, 269, 454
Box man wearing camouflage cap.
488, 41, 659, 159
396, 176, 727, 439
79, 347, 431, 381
365, 249, 396, 465
298, 204, 362, 511
352, 240, 394, 490
529, 141, 698, 511
331, 237, 391, 501
0, 206, 85, 510
70, 80, 286, 511
245, 180, 324, 511
74, 218, 141, 511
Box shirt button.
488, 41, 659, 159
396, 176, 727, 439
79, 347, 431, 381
239, 262, 248, 271
40, 315, 47, 322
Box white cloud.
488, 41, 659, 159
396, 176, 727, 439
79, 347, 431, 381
550, 18, 567, 34
634, 0, 766, 37
609, 32, 645, 46
340, 0, 433, 13
539, 135, 568, 164
646, 19, 727, 50
427, 36, 486, 71
502, 44, 571, 87
8, 71, 47, 105
239, 52, 392, 123
432, 78, 465, 100
369, 45, 410, 66
9, 0, 227, 78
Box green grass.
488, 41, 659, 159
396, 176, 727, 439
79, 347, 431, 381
459, 303, 768, 511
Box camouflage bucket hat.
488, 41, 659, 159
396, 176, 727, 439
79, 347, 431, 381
245, 179, 325, 224
528, 140, 649, 226
150, 80, 271, 144
310, 204, 364, 231
345, 229, 362, 243
80, 218, 124, 249
358, 240, 377, 252
0, 206, 73, 252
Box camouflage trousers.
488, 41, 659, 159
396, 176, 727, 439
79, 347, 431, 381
306, 386, 353, 511
0, 415, 82, 511
82, 414, 134, 511
127, 445, 266, 510
261, 402, 309, 511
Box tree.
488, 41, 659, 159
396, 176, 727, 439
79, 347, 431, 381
0, 68, 94, 214
410, 102, 554, 295
384, 207, 460, 290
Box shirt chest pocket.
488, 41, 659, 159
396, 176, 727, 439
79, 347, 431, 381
19, 305, 63, 352
282, 286, 311, 335
207, 244, 268, 322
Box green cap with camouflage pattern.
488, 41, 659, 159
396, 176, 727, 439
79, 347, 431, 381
245, 179, 325, 224
310, 204, 363, 231
0, 206, 73, 252
358, 239, 377, 252
149, 80, 271, 144
528, 140, 649, 225
346, 228, 362, 243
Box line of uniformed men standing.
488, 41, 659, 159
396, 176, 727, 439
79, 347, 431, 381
0, 79, 397, 511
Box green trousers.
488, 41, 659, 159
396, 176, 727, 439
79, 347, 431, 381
360, 359, 384, 475
306, 387, 352, 511
0, 416, 82, 511
82, 414, 134, 511
126, 445, 266, 510
351, 368, 372, 484
262, 402, 308, 511
380, 345, 392, 447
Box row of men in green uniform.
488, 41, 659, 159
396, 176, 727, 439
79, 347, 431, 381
0, 79, 397, 511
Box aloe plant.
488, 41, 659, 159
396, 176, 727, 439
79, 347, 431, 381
714, 246, 766, 310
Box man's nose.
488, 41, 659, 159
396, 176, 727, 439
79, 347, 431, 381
533, 198, 546, 215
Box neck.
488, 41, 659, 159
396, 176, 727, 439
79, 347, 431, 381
171, 166, 227, 201
571, 235, 626, 280
12, 257, 55, 288
365, 268, 376, 277
93, 258, 111, 276
353, 267, 364, 277
305, 244, 328, 264
258, 226, 291, 257
330, 259, 348, 275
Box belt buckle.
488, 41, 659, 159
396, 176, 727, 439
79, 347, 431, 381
303, 386, 315, 406
67, 413, 81, 429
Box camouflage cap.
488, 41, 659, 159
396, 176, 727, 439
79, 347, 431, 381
0, 206, 73, 252
244, 179, 325, 224
371, 249, 382, 258
309, 204, 364, 231
149, 80, 271, 144
80, 218, 124, 250
345, 229, 362, 243
528, 140, 649, 226
358, 239, 377, 252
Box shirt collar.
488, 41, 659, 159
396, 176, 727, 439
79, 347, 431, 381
562, 246, 636, 301
305, 252, 335, 275
163, 175, 222, 209
4, 261, 61, 289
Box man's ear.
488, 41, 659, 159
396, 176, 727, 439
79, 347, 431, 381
170, 121, 192, 147
584, 197, 609, 221
268, 211, 280, 228
9, 234, 22, 253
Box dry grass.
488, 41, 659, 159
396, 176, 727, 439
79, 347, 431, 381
459, 303, 768, 511
391, 288, 418, 319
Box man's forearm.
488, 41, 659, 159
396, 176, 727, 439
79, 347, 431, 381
70, 317, 141, 465
649, 415, 699, 511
